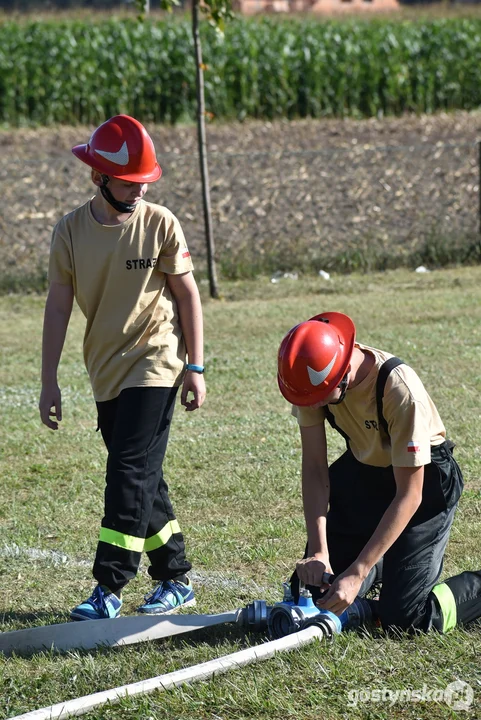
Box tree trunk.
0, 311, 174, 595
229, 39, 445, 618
192, 0, 219, 299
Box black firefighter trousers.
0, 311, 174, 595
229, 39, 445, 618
93, 386, 192, 593
291, 442, 481, 633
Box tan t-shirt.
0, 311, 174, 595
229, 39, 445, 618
292, 343, 445, 468
48, 199, 194, 402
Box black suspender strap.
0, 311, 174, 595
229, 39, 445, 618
324, 355, 405, 446
376, 356, 405, 437
323, 405, 351, 447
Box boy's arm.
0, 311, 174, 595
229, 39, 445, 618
317, 465, 424, 614
39, 282, 74, 430
166, 271, 206, 411
295, 422, 333, 589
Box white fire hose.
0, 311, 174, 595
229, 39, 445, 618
9, 625, 330, 720
5, 582, 344, 720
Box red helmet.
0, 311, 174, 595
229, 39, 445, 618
72, 115, 162, 183
277, 312, 356, 406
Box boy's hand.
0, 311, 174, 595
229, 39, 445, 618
296, 555, 333, 589
181, 371, 206, 411
39, 384, 62, 430
316, 567, 364, 615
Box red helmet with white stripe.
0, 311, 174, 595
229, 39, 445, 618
72, 115, 162, 183
277, 312, 356, 406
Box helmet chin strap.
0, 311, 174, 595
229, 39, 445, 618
100, 174, 136, 213
330, 371, 349, 405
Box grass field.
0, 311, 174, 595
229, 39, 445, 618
1, 266, 481, 719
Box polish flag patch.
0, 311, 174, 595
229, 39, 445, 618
182, 250, 191, 259
407, 441, 420, 453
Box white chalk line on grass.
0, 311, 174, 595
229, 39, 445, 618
0, 544, 266, 593
0, 543, 89, 567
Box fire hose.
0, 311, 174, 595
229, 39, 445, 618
5, 578, 372, 720
0, 604, 268, 657
9, 625, 334, 720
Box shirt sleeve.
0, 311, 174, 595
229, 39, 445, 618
48, 221, 73, 286
291, 404, 325, 427
156, 212, 194, 275
383, 370, 433, 467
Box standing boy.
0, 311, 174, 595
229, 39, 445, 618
39, 115, 206, 621
277, 311, 481, 632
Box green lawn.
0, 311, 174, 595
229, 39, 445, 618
1, 266, 480, 719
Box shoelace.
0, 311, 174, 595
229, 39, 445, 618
145, 581, 183, 606
145, 581, 166, 603
90, 586, 108, 611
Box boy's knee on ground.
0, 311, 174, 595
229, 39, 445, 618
377, 594, 431, 633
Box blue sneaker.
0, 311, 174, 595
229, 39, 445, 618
70, 585, 122, 621
137, 578, 196, 615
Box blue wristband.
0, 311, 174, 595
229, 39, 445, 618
186, 363, 205, 374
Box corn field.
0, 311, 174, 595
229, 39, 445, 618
1, 17, 481, 125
